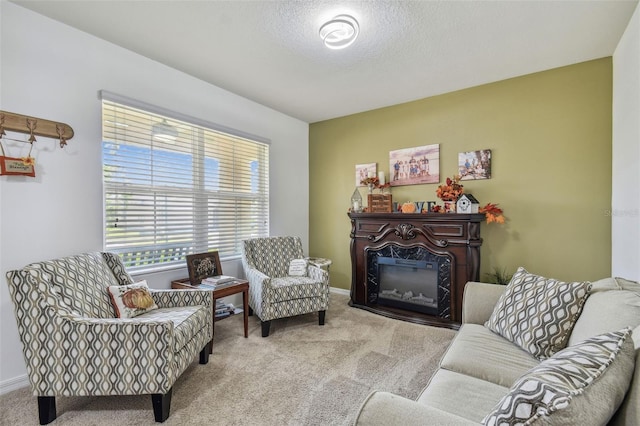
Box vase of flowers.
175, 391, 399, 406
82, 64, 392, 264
360, 176, 380, 194
436, 175, 463, 212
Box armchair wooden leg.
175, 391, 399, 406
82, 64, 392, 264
319, 310, 326, 326
151, 388, 173, 423
261, 320, 271, 337
200, 341, 212, 364
37, 396, 56, 425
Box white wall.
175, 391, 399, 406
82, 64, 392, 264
612, 3, 640, 280
0, 2, 309, 392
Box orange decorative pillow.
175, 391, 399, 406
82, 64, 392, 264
108, 280, 158, 318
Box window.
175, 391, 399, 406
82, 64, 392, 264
101, 92, 269, 272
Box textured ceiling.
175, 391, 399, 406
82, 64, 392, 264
11, 0, 639, 123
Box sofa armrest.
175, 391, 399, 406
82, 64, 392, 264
462, 281, 506, 325
355, 391, 479, 425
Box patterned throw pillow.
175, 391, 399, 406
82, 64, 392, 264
482, 328, 635, 426
288, 258, 308, 277
485, 267, 591, 359
108, 280, 158, 318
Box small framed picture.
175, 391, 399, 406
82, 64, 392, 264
356, 163, 377, 186
458, 149, 491, 180
186, 251, 223, 285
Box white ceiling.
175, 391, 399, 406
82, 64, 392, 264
11, 0, 639, 123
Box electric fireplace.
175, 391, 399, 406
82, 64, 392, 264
348, 212, 484, 329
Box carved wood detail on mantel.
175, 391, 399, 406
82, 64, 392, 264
348, 212, 485, 329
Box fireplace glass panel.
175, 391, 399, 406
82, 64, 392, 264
377, 257, 438, 315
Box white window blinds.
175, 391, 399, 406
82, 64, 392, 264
101, 96, 269, 272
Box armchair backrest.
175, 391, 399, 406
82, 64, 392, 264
242, 236, 305, 278
10, 252, 132, 319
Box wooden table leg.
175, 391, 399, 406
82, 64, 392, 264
242, 288, 249, 338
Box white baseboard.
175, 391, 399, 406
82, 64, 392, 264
330, 286, 350, 296
0, 373, 29, 395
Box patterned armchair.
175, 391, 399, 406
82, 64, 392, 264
241, 236, 330, 337
5, 252, 213, 424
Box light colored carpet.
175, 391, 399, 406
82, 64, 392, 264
0, 293, 456, 425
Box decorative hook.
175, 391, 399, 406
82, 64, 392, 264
26, 118, 37, 143
56, 124, 67, 148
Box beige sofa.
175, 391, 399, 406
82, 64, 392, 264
356, 277, 640, 425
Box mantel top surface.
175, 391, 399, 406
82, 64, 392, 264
348, 212, 485, 221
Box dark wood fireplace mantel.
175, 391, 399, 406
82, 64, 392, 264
348, 212, 484, 329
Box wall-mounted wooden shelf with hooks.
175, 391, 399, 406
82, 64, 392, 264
0, 110, 74, 148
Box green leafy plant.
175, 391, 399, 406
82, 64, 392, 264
484, 267, 513, 285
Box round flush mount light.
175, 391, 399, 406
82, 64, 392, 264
319, 15, 359, 49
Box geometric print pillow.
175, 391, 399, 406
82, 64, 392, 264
108, 280, 158, 318
482, 328, 635, 426
485, 267, 592, 360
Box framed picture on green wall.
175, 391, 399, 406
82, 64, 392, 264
390, 144, 439, 186
458, 149, 491, 180
356, 162, 377, 186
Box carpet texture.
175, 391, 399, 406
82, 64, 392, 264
0, 293, 455, 425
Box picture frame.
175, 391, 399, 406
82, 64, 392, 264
458, 149, 491, 180
186, 251, 223, 285
355, 163, 377, 186
389, 144, 439, 187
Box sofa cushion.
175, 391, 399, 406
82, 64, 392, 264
568, 277, 640, 346
440, 324, 539, 387
108, 280, 158, 318
482, 328, 635, 426
485, 266, 591, 360
610, 336, 640, 426
418, 369, 509, 423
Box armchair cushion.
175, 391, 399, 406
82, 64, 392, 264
137, 306, 210, 354
267, 276, 328, 303
108, 280, 158, 318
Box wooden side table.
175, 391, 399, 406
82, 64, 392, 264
171, 278, 249, 350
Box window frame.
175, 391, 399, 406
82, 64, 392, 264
100, 91, 270, 274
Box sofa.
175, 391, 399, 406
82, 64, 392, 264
355, 273, 640, 425
5, 252, 214, 424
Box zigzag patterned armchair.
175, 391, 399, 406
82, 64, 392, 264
5, 252, 213, 424
241, 236, 330, 337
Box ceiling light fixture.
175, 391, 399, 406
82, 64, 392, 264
151, 119, 178, 142
319, 15, 359, 50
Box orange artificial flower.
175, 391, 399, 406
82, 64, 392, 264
21, 157, 35, 166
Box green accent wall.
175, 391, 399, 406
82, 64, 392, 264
309, 58, 612, 289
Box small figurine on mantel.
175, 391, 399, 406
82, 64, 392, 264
456, 194, 480, 214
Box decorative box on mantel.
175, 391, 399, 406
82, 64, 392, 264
367, 194, 392, 213
347, 212, 484, 329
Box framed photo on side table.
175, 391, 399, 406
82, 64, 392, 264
186, 251, 223, 285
